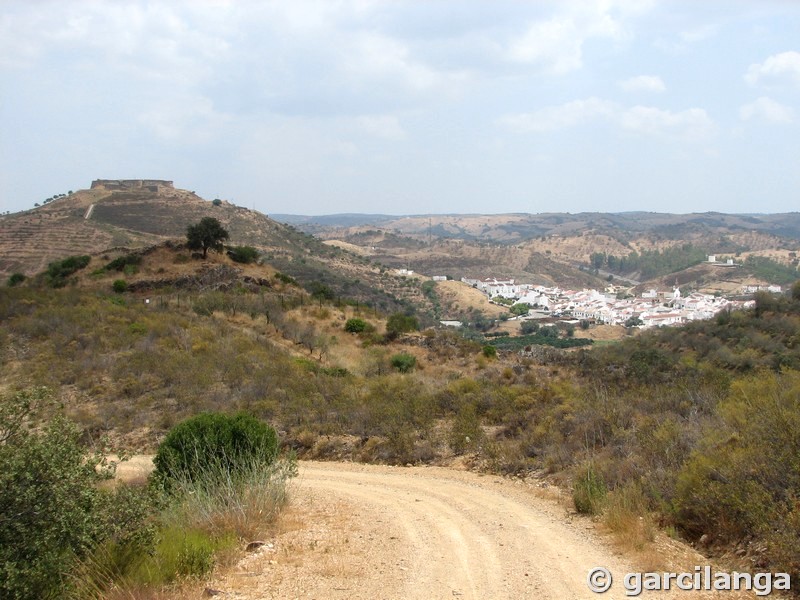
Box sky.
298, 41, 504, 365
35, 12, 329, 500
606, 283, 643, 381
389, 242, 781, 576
1, 1, 799, 216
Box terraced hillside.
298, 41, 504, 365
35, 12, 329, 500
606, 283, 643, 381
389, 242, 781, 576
0, 197, 161, 278
0, 183, 430, 316
0, 183, 336, 277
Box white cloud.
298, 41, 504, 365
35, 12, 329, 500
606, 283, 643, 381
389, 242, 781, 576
619, 106, 715, 142
739, 97, 794, 123
619, 75, 665, 93
505, 0, 648, 74
499, 98, 616, 132
507, 17, 585, 74
356, 115, 407, 140
501, 99, 715, 143
654, 24, 719, 54
346, 33, 446, 92
745, 51, 800, 87
0, 3, 230, 83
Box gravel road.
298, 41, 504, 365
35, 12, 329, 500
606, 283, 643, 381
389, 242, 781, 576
212, 461, 644, 600
116, 459, 765, 599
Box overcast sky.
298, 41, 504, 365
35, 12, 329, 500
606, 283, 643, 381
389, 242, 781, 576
2, 1, 799, 216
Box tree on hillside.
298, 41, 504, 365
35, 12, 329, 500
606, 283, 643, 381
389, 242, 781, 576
792, 280, 800, 302
386, 313, 419, 339
187, 217, 229, 259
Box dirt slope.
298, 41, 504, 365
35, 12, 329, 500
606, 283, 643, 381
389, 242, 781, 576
207, 462, 758, 600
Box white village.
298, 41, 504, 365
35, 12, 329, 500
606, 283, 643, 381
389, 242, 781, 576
450, 271, 781, 329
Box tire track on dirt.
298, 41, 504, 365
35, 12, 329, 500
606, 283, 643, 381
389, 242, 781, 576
298, 462, 634, 599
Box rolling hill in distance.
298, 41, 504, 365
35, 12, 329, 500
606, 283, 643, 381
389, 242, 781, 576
274, 211, 800, 242
275, 210, 800, 294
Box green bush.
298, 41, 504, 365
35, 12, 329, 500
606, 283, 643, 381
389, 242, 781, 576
675, 373, 800, 560
510, 303, 530, 316
573, 464, 607, 515
104, 254, 141, 272
386, 313, 419, 338
274, 272, 297, 286
45, 255, 91, 287
390, 352, 417, 373
228, 245, 259, 264
449, 402, 484, 455
482, 345, 497, 359
7, 273, 25, 287
112, 279, 128, 293
153, 412, 279, 487
345, 318, 368, 333
309, 282, 335, 300
0, 388, 151, 599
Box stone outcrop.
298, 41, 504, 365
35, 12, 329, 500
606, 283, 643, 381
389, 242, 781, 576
91, 179, 174, 193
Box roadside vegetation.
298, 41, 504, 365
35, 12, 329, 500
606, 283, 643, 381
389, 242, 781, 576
0, 391, 293, 599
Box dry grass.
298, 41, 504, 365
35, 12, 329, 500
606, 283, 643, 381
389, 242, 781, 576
572, 324, 627, 341
436, 280, 508, 318
322, 239, 374, 257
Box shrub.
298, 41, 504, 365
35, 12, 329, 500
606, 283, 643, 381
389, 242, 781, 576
482, 345, 497, 359
162, 454, 296, 542
603, 482, 655, 550
274, 272, 297, 286
45, 255, 91, 287
309, 282, 335, 301
0, 388, 152, 599
674, 372, 800, 566
386, 313, 419, 337
7, 273, 25, 287
104, 254, 141, 272
449, 402, 484, 455
152, 412, 279, 487
112, 279, 128, 293
573, 463, 607, 515
228, 245, 259, 264
510, 303, 530, 316
212, 198, 222, 206
390, 352, 417, 373
345, 318, 368, 333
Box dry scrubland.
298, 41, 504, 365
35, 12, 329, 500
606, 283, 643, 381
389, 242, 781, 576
3, 245, 800, 597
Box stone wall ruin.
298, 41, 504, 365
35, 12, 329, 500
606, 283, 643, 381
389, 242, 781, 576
91, 179, 174, 193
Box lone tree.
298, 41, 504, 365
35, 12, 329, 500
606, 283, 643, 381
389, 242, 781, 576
187, 217, 229, 259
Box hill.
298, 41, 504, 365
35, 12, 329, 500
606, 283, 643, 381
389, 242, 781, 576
277, 212, 800, 293
275, 211, 800, 243
0, 181, 431, 316
1, 180, 306, 278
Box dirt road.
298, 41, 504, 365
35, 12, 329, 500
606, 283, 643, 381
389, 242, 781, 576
210, 461, 656, 600
116, 458, 764, 599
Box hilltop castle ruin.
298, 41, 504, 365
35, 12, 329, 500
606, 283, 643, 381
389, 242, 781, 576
91, 179, 174, 193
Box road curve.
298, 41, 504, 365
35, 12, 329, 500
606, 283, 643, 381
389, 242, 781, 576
119, 458, 740, 599
275, 461, 636, 600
